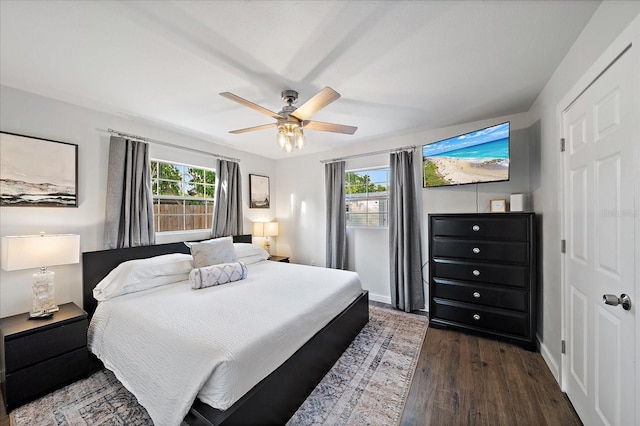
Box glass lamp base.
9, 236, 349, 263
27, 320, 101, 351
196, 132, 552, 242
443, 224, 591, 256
31, 269, 58, 318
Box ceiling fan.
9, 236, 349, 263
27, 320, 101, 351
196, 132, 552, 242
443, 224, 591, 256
220, 87, 357, 152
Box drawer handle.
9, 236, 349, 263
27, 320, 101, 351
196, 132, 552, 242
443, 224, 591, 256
473, 292, 481, 298
472, 269, 480, 276
472, 225, 480, 231
473, 314, 481, 321
472, 247, 480, 254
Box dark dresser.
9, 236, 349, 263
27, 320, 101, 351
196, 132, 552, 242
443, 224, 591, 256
1, 302, 88, 410
428, 213, 536, 350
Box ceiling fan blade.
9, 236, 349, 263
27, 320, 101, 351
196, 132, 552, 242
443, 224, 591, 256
220, 92, 283, 119
229, 123, 276, 134
303, 120, 358, 135
290, 87, 341, 121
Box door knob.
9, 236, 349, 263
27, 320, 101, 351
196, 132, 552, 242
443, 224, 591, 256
602, 294, 632, 311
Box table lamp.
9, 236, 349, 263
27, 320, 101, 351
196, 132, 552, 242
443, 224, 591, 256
252, 222, 278, 254
1, 233, 80, 319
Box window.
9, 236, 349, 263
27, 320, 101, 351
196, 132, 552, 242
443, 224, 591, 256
150, 160, 216, 232
345, 167, 389, 227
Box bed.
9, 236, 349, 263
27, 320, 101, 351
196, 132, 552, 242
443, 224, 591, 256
82, 235, 369, 426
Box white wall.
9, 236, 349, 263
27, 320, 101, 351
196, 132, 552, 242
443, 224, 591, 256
526, 1, 640, 380
0, 85, 276, 318
275, 112, 532, 305
276, 2, 640, 384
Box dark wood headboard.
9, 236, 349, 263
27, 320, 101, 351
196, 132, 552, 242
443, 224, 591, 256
82, 234, 252, 318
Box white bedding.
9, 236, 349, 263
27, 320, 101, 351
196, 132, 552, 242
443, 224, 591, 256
88, 260, 363, 426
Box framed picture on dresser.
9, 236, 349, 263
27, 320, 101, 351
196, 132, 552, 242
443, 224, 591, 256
0, 132, 78, 207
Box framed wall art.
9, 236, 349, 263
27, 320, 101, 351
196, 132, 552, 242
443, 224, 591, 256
249, 174, 270, 209
0, 132, 78, 207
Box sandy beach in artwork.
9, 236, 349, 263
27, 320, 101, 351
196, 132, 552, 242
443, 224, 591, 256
428, 157, 508, 184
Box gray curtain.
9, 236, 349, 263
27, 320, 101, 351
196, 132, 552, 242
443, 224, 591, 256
325, 161, 347, 269
389, 150, 424, 312
212, 159, 243, 238
104, 136, 155, 249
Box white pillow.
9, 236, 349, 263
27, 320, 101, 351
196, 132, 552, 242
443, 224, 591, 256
233, 243, 269, 265
93, 253, 193, 301
190, 236, 237, 268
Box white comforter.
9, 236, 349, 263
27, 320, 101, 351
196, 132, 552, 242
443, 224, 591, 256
88, 260, 363, 426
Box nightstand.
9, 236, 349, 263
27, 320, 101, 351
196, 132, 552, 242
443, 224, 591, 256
268, 255, 290, 263
0, 302, 88, 410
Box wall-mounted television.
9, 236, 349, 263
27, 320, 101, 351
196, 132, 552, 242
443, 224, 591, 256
422, 122, 510, 188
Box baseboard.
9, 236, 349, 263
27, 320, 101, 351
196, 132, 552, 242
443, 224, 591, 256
539, 339, 561, 385
368, 293, 391, 305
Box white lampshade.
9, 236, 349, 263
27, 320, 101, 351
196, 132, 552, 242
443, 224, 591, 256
1, 234, 80, 271
264, 222, 279, 237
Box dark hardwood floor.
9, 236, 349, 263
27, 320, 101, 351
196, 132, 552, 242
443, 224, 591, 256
0, 399, 7, 426
0, 303, 581, 426
400, 322, 582, 425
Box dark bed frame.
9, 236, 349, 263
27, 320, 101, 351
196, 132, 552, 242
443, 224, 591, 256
82, 235, 369, 425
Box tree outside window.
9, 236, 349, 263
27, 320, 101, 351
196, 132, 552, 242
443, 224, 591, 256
345, 167, 389, 227
150, 160, 216, 232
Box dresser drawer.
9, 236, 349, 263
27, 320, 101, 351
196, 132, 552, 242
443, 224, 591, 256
4, 347, 88, 409
432, 279, 528, 311
431, 299, 529, 337
431, 216, 529, 241
432, 259, 529, 288
432, 238, 529, 264
5, 319, 87, 372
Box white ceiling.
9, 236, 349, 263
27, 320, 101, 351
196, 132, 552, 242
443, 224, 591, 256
0, 1, 600, 160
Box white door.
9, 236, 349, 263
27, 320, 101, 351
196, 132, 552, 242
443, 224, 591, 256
563, 43, 637, 425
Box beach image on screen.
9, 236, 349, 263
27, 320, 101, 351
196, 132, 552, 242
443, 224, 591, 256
423, 122, 509, 187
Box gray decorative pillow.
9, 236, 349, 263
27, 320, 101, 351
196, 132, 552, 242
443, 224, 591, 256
190, 236, 237, 268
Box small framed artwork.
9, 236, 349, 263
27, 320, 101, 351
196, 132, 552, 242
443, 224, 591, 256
249, 174, 270, 208
0, 132, 78, 207
489, 198, 507, 213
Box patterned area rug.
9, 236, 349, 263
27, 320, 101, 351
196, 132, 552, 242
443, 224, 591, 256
11, 305, 428, 426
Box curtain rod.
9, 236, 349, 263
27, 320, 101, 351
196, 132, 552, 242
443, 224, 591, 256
320, 145, 416, 164
107, 129, 241, 163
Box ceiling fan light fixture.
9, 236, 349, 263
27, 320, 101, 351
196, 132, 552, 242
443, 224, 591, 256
284, 139, 294, 153
277, 125, 287, 149
295, 127, 305, 150
276, 122, 305, 152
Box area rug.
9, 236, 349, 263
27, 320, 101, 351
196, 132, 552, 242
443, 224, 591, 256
11, 305, 428, 426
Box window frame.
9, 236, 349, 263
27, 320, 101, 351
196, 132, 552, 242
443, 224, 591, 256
150, 159, 216, 234
345, 166, 390, 228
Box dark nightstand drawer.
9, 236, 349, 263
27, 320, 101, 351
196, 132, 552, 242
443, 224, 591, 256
4, 347, 88, 409
432, 238, 529, 264
431, 299, 529, 337
1, 302, 89, 410
5, 319, 87, 372
432, 259, 529, 287
432, 279, 528, 311
431, 216, 529, 240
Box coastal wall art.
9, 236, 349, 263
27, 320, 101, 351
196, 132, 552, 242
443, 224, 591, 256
249, 174, 270, 208
0, 132, 78, 207
422, 122, 510, 188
